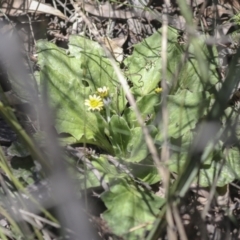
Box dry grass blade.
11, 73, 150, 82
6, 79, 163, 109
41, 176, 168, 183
29, 1, 67, 19
160, 2, 177, 239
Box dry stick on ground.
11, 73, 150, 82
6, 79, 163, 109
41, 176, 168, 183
54, 0, 73, 16
47, 30, 69, 41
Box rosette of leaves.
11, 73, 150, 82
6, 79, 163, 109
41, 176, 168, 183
123, 27, 217, 162
101, 179, 164, 240
36, 36, 127, 153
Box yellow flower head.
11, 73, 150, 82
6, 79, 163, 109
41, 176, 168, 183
85, 95, 104, 111
97, 86, 109, 98
155, 87, 162, 93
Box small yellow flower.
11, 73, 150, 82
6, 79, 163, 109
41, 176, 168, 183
155, 87, 162, 93
85, 95, 104, 111
97, 86, 109, 98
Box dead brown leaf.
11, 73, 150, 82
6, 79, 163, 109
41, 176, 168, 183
204, 5, 233, 19
102, 36, 127, 62
219, 0, 240, 11
80, 1, 133, 19
0, 0, 67, 19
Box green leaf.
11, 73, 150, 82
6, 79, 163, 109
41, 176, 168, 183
10, 156, 35, 187
109, 116, 131, 157
124, 27, 218, 96
197, 160, 235, 187
10, 131, 75, 149
167, 131, 220, 174
41, 64, 110, 150
36, 40, 114, 152
8, 141, 30, 158
130, 158, 161, 184
69, 35, 126, 113
224, 147, 240, 181
59, 135, 79, 145
221, 106, 240, 142
78, 155, 124, 189
126, 126, 158, 162
168, 139, 235, 187
124, 27, 180, 96
166, 90, 210, 138
7, 62, 38, 103
176, 37, 219, 92
124, 93, 160, 128
101, 179, 164, 239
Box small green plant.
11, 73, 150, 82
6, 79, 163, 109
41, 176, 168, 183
232, 11, 240, 26
34, 27, 240, 238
